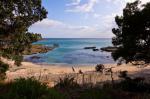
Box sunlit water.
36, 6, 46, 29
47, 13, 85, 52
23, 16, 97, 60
24, 38, 115, 65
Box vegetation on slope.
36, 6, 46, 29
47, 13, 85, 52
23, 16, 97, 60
0, 78, 67, 99
0, 75, 150, 99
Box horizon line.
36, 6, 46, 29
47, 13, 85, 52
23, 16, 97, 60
42, 37, 112, 39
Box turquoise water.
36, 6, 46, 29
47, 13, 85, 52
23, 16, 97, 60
24, 38, 115, 65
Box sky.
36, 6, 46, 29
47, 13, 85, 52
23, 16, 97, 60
29, 0, 150, 38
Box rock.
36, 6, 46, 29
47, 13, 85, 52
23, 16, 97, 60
106, 56, 109, 58
100, 46, 118, 52
84, 46, 96, 49
30, 56, 41, 59
93, 48, 99, 51
23, 44, 56, 55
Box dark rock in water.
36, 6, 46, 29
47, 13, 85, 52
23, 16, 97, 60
31, 56, 41, 59
84, 46, 96, 49
100, 46, 118, 52
93, 48, 99, 51
106, 56, 109, 58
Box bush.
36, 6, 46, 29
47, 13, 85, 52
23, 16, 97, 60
114, 78, 150, 93
0, 61, 9, 81
55, 76, 80, 89
95, 64, 104, 72
117, 70, 150, 93
13, 55, 23, 66
118, 71, 128, 78
79, 88, 111, 99
0, 78, 68, 99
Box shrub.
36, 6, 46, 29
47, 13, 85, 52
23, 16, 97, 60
13, 55, 23, 66
55, 76, 80, 89
118, 71, 128, 78
117, 71, 150, 93
95, 64, 104, 72
0, 61, 9, 81
0, 78, 68, 99
114, 77, 150, 93
79, 88, 111, 99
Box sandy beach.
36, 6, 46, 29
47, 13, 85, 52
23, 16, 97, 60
1, 57, 150, 87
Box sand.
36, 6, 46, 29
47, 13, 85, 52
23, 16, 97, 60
1, 57, 150, 87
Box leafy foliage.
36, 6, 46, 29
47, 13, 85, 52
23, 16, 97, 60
0, 76, 149, 99
1, 33, 42, 66
112, 0, 150, 64
95, 64, 104, 72
0, 0, 47, 66
0, 61, 9, 81
118, 71, 129, 79
55, 76, 80, 89
0, 78, 68, 99
115, 78, 150, 93
79, 88, 111, 99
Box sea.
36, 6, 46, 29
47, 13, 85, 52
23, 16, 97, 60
24, 38, 115, 66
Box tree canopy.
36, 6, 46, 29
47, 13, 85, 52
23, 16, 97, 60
112, 0, 150, 64
0, 0, 47, 66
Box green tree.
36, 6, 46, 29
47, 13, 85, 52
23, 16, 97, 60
112, 0, 150, 64
0, 0, 47, 66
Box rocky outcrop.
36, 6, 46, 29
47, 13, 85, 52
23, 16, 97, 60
93, 48, 99, 51
23, 44, 56, 55
100, 46, 118, 52
30, 56, 41, 59
84, 47, 96, 49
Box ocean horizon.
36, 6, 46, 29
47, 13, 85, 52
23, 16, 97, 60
24, 38, 115, 66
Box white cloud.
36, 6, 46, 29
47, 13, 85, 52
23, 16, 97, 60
141, 0, 150, 4
66, 0, 99, 13
30, 0, 150, 38
98, 0, 150, 37
93, 13, 101, 18
31, 18, 96, 31
125, 0, 149, 4
106, 0, 149, 4
32, 19, 65, 27
92, 13, 116, 37
66, 0, 81, 6
66, 0, 150, 13
102, 14, 117, 32
29, 18, 107, 38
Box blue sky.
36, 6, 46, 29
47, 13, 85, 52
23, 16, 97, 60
29, 0, 149, 38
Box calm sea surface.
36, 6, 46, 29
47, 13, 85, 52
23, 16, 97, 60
24, 38, 115, 65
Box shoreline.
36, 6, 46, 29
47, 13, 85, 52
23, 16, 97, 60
22, 60, 115, 67
1, 57, 150, 87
